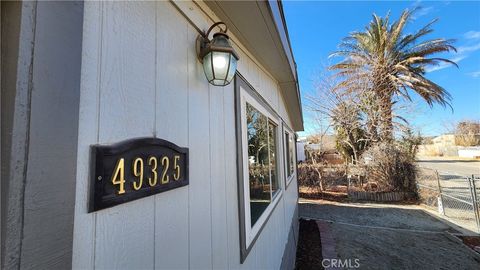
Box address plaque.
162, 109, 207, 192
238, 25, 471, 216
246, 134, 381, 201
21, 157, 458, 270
89, 137, 189, 212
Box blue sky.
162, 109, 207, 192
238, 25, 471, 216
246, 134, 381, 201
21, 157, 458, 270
283, 0, 480, 137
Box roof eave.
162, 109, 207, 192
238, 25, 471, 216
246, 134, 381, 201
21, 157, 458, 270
204, 0, 304, 131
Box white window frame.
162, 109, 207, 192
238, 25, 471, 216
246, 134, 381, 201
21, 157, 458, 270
239, 85, 283, 249
283, 124, 296, 188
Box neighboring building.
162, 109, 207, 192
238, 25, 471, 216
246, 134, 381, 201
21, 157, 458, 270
1, 1, 303, 269
432, 134, 456, 146
297, 141, 306, 163
418, 134, 480, 157
431, 134, 458, 156
306, 134, 337, 152
458, 147, 480, 159
430, 134, 480, 147
299, 135, 342, 163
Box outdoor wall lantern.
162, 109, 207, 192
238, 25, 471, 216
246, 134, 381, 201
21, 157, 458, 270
197, 22, 239, 86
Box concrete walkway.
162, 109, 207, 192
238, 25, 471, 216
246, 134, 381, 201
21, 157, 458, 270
300, 200, 480, 270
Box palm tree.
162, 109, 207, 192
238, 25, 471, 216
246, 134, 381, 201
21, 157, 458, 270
330, 9, 457, 141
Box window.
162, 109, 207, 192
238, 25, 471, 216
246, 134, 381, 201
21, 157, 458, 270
246, 103, 279, 226
235, 74, 283, 262
284, 128, 296, 186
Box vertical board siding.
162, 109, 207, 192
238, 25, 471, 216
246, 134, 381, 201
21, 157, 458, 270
285, 180, 298, 226
209, 85, 229, 269
18, 2, 83, 268
154, 1, 189, 269
278, 93, 291, 129
255, 224, 269, 270
95, 1, 156, 269
187, 25, 213, 269
72, 1, 102, 269
73, 1, 298, 269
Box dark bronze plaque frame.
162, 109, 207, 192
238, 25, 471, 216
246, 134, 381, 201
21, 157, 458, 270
89, 137, 189, 212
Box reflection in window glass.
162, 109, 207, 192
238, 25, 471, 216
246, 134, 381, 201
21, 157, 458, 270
285, 132, 291, 177
269, 121, 279, 195
246, 103, 277, 227
285, 131, 295, 178
289, 134, 295, 176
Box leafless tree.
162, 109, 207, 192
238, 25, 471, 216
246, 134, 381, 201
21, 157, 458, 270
305, 72, 371, 163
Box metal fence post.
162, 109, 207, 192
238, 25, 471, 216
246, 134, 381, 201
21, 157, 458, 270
469, 175, 480, 233
435, 170, 445, 215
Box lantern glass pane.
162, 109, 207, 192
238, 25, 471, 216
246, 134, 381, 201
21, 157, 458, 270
212, 51, 230, 81
202, 52, 214, 81
212, 79, 226, 86
226, 55, 237, 83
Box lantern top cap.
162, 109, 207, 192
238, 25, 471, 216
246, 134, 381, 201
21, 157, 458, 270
198, 22, 239, 61
212, 32, 229, 39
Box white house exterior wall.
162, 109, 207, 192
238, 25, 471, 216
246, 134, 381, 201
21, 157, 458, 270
72, 1, 298, 270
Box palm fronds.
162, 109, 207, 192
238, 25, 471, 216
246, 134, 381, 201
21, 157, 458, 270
329, 8, 457, 140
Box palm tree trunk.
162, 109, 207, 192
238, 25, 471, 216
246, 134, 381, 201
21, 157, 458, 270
363, 90, 380, 142
379, 92, 394, 141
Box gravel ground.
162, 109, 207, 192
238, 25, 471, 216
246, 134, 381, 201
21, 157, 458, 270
300, 201, 455, 232
300, 200, 480, 269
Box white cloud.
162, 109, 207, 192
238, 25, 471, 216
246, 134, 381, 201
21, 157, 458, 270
426, 56, 464, 72
468, 71, 480, 77
411, 1, 435, 20
413, 6, 434, 19
464, 31, 480, 40
427, 43, 480, 72
457, 43, 480, 53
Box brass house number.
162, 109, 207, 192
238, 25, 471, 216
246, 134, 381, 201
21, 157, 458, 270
89, 138, 189, 212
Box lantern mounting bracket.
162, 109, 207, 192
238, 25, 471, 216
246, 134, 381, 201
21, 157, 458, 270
203, 22, 228, 39
196, 22, 233, 63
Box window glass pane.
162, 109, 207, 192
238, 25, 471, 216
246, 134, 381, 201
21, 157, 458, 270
226, 54, 237, 83
285, 132, 291, 177
212, 51, 229, 80
246, 103, 271, 226
289, 134, 295, 175
268, 121, 279, 195
202, 52, 214, 81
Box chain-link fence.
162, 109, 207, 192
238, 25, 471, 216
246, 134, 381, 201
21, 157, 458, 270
417, 167, 480, 233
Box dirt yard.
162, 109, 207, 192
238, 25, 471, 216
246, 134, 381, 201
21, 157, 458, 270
299, 200, 480, 269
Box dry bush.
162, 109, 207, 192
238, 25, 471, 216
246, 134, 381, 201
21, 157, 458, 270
456, 121, 480, 146
416, 168, 440, 208
298, 163, 323, 193
417, 187, 439, 208
297, 163, 349, 192
305, 148, 344, 165
360, 142, 417, 192
422, 146, 440, 156
455, 135, 480, 147
298, 163, 347, 192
